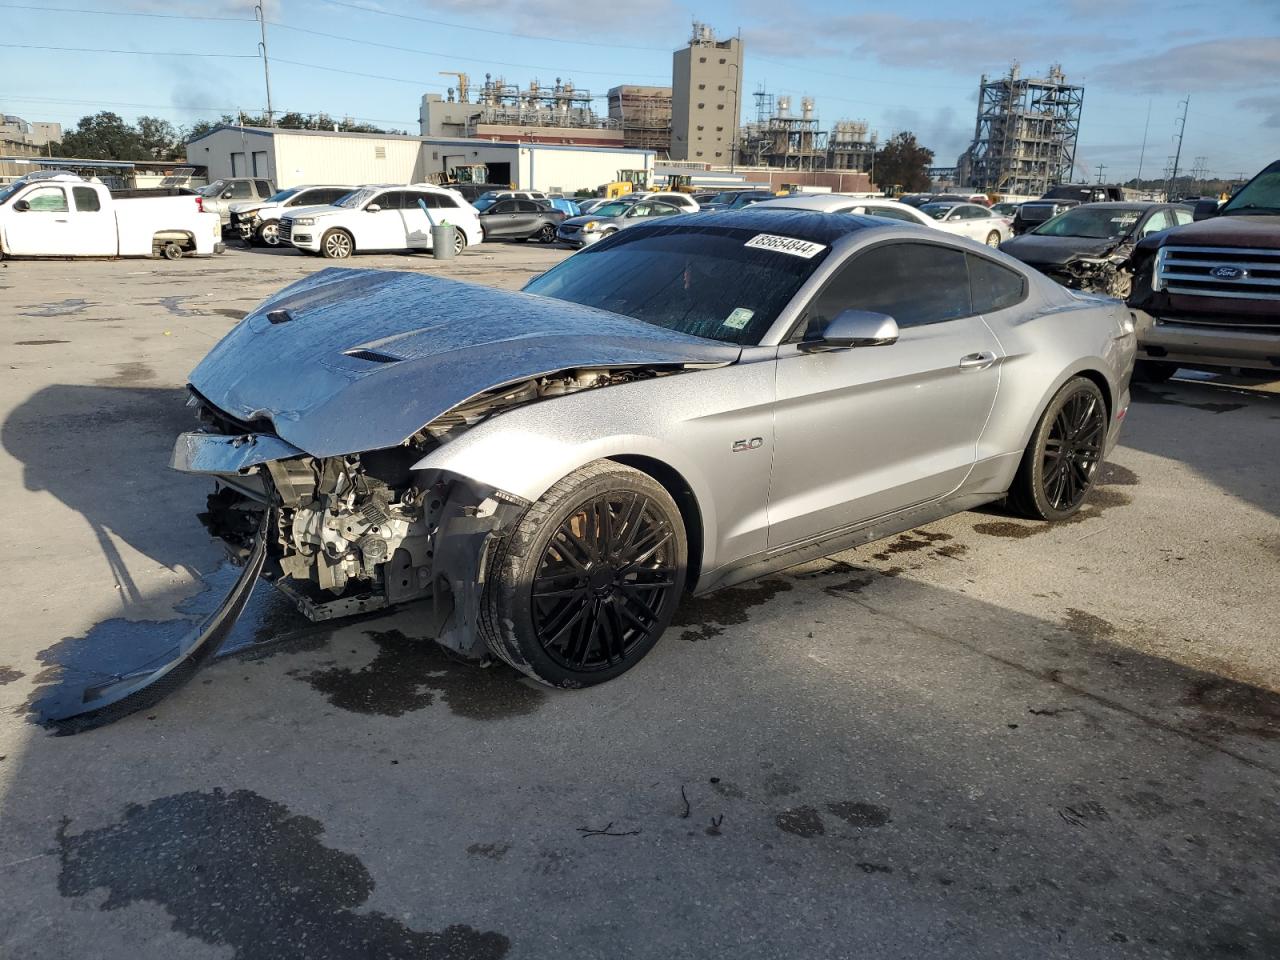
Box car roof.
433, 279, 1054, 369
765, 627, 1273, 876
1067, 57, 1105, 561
753, 195, 915, 212
627, 209, 895, 245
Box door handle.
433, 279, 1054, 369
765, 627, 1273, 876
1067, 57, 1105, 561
959, 351, 996, 370
55, 218, 69, 223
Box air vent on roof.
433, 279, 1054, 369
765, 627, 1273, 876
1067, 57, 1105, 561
345, 349, 401, 364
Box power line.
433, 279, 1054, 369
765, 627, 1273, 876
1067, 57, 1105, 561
318, 0, 672, 52
267, 22, 670, 81
0, 93, 416, 128
0, 2, 252, 21
0, 41, 257, 58
270, 57, 609, 99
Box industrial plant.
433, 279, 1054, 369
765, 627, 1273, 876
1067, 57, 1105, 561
955, 63, 1085, 196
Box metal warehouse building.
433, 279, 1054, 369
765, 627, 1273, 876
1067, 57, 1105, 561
185, 126, 654, 194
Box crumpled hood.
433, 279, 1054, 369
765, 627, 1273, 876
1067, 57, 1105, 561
188, 268, 740, 457
1001, 234, 1118, 268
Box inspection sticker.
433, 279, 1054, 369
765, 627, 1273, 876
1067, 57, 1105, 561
744, 233, 827, 259
723, 307, 755, 330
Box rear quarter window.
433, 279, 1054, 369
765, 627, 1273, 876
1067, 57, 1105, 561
968, 253, 1026, 312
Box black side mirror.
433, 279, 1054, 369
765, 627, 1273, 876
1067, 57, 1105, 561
12, 199, 30, 212
1192, 198, 1220, 222
800, 310, 900, 353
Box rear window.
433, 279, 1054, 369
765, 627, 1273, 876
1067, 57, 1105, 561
968, 254, 1025, 312
523, 226, 829, 345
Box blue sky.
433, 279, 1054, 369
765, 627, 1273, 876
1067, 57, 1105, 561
2, 0, 1277, 181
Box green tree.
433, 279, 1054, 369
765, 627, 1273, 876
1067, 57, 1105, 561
182, 112, 403, 139
874, 131, 934, 193
135, 116, 182, 160
50, 111, 148, 160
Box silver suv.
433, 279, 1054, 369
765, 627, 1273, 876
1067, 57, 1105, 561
197, 178, 275, 226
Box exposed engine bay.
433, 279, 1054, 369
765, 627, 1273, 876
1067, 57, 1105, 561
194, 365, 682, 649
1047, 254, 1134, 298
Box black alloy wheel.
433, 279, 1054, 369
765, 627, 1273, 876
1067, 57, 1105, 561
481, 461, 687, 687
1008, 376, 1108, 521
1041, 389, 1105, 512
538, 222, 557, 243
532, 492, 677, 672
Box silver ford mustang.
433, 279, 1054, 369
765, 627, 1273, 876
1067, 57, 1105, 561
55, 210, 1136, 724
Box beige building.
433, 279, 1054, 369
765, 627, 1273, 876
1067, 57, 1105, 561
607, 86, 672, 154
670, 24, 743, 164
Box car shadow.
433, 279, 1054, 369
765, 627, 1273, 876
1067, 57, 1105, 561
1124, 377, 1280, 517
2, 384, 226, 600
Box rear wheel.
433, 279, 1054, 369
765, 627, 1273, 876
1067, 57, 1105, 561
453, 230, 467, 255
482, 461, 687, 688
985, 230, 1001, 247
320, 229, 353, 259
1008, 377, 1108, 521
1133, 360, 1177, 383
161, 241, 184, 260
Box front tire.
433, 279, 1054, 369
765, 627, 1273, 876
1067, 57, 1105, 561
320, 229, 353, 259
985, 230, 1001, 247
537, 223, 557, 243
1008, 377, 1108, 521
481, 461, 687, 688
255, 220, 281, 247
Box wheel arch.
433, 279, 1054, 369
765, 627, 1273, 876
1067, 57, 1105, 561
609, 454, 705, 592
1017, 360, 1114, 452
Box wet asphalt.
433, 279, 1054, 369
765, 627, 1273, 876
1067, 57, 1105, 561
0, 243, 1278, 959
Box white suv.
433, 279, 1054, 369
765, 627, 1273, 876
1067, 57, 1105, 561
282, 184, 483, 258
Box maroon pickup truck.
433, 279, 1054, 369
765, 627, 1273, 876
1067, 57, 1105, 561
1126, 159, 1280, 381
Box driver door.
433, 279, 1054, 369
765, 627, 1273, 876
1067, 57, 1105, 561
363, 190, 407, 250
768, 240, 1003, 548
3, 185, 72, 256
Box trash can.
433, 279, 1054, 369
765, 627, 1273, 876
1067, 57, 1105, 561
431, 224, 457, 260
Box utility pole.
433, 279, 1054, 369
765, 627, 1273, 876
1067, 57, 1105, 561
1166, 95, 1189, 199
255, 3, 275, 126
1136, 98, 1151, 186
1094, 162, 1107, 184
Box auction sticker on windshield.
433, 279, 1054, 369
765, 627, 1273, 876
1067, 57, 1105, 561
744, 234, 827, 259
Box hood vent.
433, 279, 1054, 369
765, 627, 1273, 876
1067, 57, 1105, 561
345, 348, 401, 364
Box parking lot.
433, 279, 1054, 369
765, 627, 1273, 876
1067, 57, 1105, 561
1, 244, 1278, 959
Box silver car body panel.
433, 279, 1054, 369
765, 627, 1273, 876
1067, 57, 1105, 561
403, 223, 1133, 589
186, 268, 741, 457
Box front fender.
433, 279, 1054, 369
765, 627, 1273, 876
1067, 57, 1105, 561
411, 419, 722, 579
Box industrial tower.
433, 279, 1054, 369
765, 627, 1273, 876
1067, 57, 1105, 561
956, 63, 1084, 195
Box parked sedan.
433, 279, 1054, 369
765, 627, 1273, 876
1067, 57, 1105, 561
920, 202, 1013, 246
750, 194, 937, 226
556, 198, 683, 246
478, 198, 565, 243
52, 209, 1135, 726
1001, 202, 1193, 298
700, 190, 776, 212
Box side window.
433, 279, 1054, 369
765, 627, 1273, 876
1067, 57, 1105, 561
413, 193, 442, 209
255, 180, 272, 197
802, 242, 972, 338
24, 187, 68, 212
866, 205, 917, 223
650, 204, 679, 218
1172, 207, 1194, 226
965, 205, 990, 219
967, 253, 1026, 313
435, 193, 461, 209
373, 191, 402, 210
488, 200, 516, 214
515, 200, 540, 212
1140, 210, 1174, 237
228, 181, 254, 199
72, 186, 101, 212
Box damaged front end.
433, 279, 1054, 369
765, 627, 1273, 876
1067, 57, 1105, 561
1046, 252, 1135, 298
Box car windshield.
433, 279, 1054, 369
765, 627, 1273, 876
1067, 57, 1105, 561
0, 181, 26, 205
590, 201, 631, 217
334, 188, 377, 209
920, 203, 956, 220
265, 187, 301, 203
523, 227, 828, 345
1221, 166, 1280, 215
731, 193, 770, 207
1033, 206, 1144, 239
198, 179, 229, 197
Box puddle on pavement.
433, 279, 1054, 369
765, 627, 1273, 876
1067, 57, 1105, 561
672, 578, 792, 642
18, 298, 93, 317
1132, 384, 1246, 415
57, 788, 511, 960
300, 628, 546, 720
972, 471, 1135, 540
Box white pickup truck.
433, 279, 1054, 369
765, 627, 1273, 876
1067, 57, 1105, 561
0, 172, 222, 259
